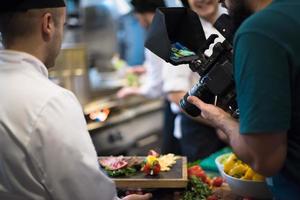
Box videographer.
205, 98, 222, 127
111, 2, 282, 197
162, 0, 227, 161
188, 0, 300, 197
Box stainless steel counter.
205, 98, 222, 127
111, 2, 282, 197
87, 98, 164, 156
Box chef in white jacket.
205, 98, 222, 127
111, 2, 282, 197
0, 1, 151, 200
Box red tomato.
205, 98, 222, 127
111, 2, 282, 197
212, 177, 224, 187
187, 165, 202, 176
188, 165, 207, 182
188, 165, 203, 172
152, 164, 161, 175
142, 163, 151, 174
143, 162, 160, 175
205, 177, 212, 185
197, 170, 207, 182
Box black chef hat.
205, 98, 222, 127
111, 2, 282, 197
0, 0, 66, 13
131, 0, 165, 13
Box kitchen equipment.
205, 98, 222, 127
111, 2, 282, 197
50, 43, 163, 156
50, 43, 123, 105
51, 43, 87, 78
86, 95, 164, 156
49, 43, 94, 105
82, 5, 117, 72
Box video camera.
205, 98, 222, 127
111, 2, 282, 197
145, 7, 239, 118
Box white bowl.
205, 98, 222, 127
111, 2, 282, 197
215, 154, 273, 199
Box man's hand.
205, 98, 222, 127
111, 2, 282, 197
187, 96, 233, 128
127, 66, 147, 75
122, 193, 152, 200
117, 87, 140, 99
187, 96, 287, 176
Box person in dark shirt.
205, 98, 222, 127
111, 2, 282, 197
188, 0, 300, 198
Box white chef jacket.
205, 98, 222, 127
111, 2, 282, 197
0, 50, 119, 200
139, 49, 165, 99
162, 5, 227, 138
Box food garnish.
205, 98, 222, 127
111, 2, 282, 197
142, 155, 161, 176
99, 156, 142, 177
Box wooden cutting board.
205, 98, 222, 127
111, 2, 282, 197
99, 156, 188, 189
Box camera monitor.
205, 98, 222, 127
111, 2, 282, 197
145, 7, 206, 65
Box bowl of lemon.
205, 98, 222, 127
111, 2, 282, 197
215, 153, 272, 198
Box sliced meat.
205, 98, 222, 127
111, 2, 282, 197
125, 157, 144, 168
99, 156, 128, 170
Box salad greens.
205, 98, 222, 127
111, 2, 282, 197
105, 167, 137, 177
182, 176, 212, 200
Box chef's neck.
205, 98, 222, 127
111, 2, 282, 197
5, 37, 47, 66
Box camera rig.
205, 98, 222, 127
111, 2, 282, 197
145, 7, 239, 118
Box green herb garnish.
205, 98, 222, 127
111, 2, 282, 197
105, 167, 137, 177
182, 176, 212, 200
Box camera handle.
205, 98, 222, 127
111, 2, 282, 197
197, 34, 219, 55
189, 34, 219, 73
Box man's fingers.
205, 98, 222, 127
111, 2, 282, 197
138, 193, 152, 200
187, 96, 206, 109
122, 193, 152, 200
116, 90, 126, 98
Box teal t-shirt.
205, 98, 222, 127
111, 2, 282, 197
234, 0, 300, 185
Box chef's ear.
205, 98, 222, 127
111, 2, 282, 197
41, 11, 56, 42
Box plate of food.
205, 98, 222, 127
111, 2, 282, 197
98, 150, 188, 188
215, 153, 272, 198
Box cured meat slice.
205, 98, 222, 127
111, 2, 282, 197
99, 156, 128, 170
125, 157, 144, 168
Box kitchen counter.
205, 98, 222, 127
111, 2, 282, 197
86, 97, 164, 156
87, 99, 163, 131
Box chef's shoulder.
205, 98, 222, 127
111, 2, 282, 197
0, 68, 82, 147
30, 75, 81, 111
15, 70, 82, 122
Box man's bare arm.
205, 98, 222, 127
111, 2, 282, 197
188, 96, 287, 176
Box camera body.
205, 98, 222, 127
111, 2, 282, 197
179, 37, 238, 117
145, 8, 239, 117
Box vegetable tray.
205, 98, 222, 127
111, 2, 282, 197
98, 156, 188, 189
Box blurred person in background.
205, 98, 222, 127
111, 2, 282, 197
0, 1, 151, 199
162, 0, 227, 161
117, 0, 165, 100
118, 11, 146, 67
117, 0, 181, 155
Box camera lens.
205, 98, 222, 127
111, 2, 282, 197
180, 93, 201, 117
180, 82, 214, 117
